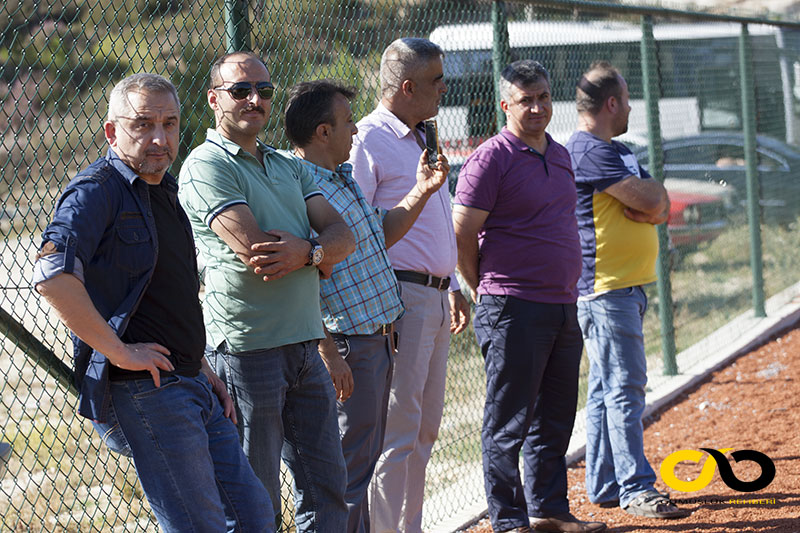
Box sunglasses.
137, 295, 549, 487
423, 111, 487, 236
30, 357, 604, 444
214, 81, 274, 101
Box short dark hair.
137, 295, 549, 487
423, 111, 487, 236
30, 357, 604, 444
499, 60, 550, 102
284, 79, 356, 148
208, 51, 267, 89
576, 60, 623, 114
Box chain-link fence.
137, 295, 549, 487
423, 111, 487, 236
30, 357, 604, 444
2, 0, 799, 531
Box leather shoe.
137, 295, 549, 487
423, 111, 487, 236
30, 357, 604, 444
530, 512, 606, 532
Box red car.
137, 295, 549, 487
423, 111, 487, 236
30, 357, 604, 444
663, 178, 734, 249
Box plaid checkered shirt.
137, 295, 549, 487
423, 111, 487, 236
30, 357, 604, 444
298, 157, 404, 335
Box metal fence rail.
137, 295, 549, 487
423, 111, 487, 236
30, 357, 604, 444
2, 0, 799, 531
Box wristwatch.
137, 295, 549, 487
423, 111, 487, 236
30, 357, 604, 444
305, 238, 324, 266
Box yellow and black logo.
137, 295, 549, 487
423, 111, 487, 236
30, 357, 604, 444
660, 448, 775, 493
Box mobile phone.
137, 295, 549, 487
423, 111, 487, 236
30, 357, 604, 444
424, 119, 439, 169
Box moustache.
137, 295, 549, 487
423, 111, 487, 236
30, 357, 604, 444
243, 106, 266, 115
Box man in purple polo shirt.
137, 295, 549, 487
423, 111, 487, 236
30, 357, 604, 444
453, 60, 606, 533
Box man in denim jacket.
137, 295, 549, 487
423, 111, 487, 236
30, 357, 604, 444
33, 73, 273, 533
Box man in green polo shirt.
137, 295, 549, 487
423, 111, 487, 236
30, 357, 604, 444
178, 51, 355, 532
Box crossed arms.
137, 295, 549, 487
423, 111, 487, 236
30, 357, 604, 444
211, 195, 355, 281
605, 174, 670, 225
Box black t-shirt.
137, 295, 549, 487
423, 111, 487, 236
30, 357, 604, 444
112, 183, 205, 380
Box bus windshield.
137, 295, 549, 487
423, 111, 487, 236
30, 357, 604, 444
430, 20, 796, 147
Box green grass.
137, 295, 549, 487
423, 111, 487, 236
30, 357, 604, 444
644, 216, 800, 362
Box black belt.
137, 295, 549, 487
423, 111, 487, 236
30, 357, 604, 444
333, 323, 397, 353
394, 269, 450, 291
338, 324, 393, 337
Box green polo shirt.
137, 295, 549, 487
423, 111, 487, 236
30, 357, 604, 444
178, 129, 324, 352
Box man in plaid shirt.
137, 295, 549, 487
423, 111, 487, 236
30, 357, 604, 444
284, 79, 449, 533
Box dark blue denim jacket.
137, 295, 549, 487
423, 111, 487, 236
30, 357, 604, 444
36, 149, 197, 422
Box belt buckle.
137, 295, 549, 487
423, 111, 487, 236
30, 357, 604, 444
437, 276, 449, 291
426, 274, 447, 291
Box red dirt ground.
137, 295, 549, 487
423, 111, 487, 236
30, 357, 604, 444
463, 325, 800, 532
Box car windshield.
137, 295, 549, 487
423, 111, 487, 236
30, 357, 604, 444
637, 137, 790, 172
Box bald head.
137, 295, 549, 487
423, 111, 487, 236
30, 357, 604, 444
209, 51, 269, 89
576, 60, 624, 115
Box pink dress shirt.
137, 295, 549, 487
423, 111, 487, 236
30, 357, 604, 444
348, 102, 459, 290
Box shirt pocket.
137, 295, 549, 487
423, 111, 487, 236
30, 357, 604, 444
115, 215, 152, 276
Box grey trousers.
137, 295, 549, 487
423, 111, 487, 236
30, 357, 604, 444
332, 330, 394, 533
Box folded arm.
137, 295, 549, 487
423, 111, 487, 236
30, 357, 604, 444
211, 199, 354, 282
304, 195, 356, 266
604, 175, 670, 225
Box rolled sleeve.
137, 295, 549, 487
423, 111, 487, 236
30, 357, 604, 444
33, 254, 85, 285
33, 179, 111, 286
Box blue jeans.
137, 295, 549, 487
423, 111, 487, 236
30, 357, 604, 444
109, 373, 274, 533
211, 341, 348, 533
578, 286, 657, 507
474, 295, 583, 532
91, 403, 132, 457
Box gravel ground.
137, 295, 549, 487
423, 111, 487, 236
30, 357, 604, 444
463, 325, 800, 533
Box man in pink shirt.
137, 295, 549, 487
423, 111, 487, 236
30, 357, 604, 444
348, 37, 471, 532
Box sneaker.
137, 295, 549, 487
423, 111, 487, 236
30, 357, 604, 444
530, 512, 606, 532
623, 490, 687, 519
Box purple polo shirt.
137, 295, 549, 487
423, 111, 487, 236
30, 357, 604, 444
454, 127, 581, 303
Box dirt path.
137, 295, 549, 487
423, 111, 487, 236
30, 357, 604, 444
464, 325, 800, 532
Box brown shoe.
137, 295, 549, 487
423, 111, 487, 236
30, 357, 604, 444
500, 527, 531, 533
530, 512, 606, 532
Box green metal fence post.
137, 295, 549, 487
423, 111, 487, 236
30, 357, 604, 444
225, 0, 251, 52
0, 306, 77, 396
492, 0, 511, 131
641, 15, 677, 375
739, 24, 767, 318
